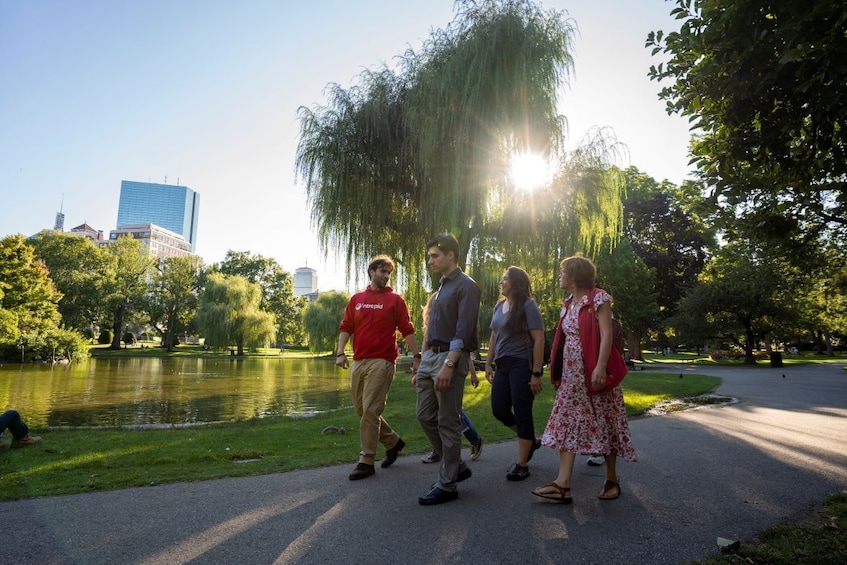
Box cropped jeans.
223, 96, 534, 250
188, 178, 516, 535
0, 410, 29, 440
490, 356, 536, 440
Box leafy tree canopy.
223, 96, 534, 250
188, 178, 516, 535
648, 0, 847, 239
141, 255, 204, 350
101, 236, 154, 349
0, 235, 61, 337
297, 0, 625, 290
302, 291, 349, 354
196, 273, 276, 355
30, 230, 111, 332
0, 235, 64, 360
214, 251, 305, 345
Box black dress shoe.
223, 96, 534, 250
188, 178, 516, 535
348, 463, 375, 480
418, 486, 459, 506
380, 438, 406, 468
457, 467, 472, 482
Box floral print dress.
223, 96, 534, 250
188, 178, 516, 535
540, 289, 637, 461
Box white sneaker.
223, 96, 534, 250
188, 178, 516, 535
587, 455, 604, 466
421, 450, 441, 464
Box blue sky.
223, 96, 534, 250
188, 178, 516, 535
1, 0, 692, 292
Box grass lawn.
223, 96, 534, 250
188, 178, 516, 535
640, 350, 847, 367
0, 368, 719, 501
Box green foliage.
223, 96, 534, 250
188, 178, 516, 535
97, 329, 112, 345
296, 0, 625, 291
214, 251, 305, 346
0, 309, 18, 344
0, 235, 63, 359
302, 291, 349, 353
647, 0, 847, 239
670, 241, 804, 362
139, 255, 204, 350
43, 327, 90, 362
621, 167, 711, 321
595, 239, 660, 359
196, 273, 276, 355
29, 230, 111, 333
101, 236, 153, 350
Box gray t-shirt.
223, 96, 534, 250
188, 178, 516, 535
489, 299, 544, 362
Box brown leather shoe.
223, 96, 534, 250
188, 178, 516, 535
11, 434, 42, 448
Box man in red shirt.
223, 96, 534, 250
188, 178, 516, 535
337, 255, 421, 480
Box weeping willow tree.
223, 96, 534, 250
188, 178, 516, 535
296, 0, 625, 294
197, 273, 276, 355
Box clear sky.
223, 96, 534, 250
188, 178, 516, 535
1, 0, 692, 292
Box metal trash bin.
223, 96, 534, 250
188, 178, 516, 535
770, 351, 783, 368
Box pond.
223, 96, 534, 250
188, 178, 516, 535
0, 357, 359, 428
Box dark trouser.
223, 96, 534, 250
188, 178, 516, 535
0, 410, 29, 440
491, 356, 536, 440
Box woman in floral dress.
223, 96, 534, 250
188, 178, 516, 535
532, 254, 636, 503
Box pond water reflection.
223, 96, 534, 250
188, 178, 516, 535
0, 357, 353, 427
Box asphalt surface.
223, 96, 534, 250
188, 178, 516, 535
3, 362, 846, 565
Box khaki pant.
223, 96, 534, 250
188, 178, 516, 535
415, 350, 470, 491
350, 358, 400, 465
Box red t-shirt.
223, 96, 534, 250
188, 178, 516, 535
339, 286, 415, 363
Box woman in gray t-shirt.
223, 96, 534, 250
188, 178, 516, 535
484, 266, 545, 481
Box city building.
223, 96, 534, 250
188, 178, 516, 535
108, 223, 193, 259
294, 266, 318, 298
117, 180, 200, 252
69, 223, 104, 242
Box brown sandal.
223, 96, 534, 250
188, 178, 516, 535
598, 479, 621, 500
532, 481, 573, 504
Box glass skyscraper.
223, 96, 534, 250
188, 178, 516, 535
116, 181, 200, 252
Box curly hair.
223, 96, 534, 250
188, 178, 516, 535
367, 255, 395, 277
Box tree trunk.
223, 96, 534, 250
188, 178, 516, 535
814, 329, 825, 354
627, 332, 644, 361
824, 329, 834, 356
163, 332, 173, 351
110, 307, 126, 350
744, 325, 757, 364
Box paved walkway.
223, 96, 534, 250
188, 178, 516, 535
3, 362, 846, 564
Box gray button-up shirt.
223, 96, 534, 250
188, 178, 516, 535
427, 267, 481, 352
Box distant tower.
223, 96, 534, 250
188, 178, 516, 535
54, 195, 65, 231
294, 266, 318, 297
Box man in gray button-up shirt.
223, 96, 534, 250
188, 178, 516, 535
416, 233, 481, 506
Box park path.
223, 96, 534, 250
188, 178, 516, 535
2, 362, 845, 564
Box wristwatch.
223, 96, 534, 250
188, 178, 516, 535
414, 353, 422, 359
444, 359, 455, 368
532, 371, 542, 378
